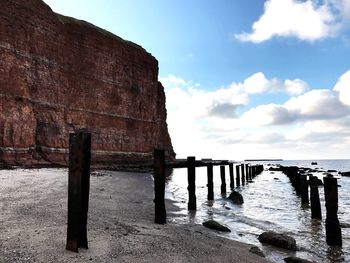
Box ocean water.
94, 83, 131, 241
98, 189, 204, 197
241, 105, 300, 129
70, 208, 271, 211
165, 159, 350, 263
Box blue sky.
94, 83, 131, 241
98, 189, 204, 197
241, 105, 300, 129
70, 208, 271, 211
43, 0, 350, 160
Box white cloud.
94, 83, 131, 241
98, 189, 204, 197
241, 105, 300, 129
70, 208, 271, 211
241, 89, 350, 126
284, 89, 349, 119
334, 70, 350, 105
243, 72, 278, 93
235, 0, 339, 43
284, 79, 309, 95
243, 72, 307, 95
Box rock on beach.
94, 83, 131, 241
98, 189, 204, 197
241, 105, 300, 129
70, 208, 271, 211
258, 231, 297, 251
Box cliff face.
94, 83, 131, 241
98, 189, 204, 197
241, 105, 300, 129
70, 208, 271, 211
0, 0, 175, 165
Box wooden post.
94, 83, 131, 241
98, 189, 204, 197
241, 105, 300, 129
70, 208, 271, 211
220, 165, 226, 194
324, 177, 342, 246
241, 164, 245, 185
229, 163, 234, 189
154, 149, 166, 224
207, 163, 214, 201
245, 164, 249, 182
300, 174, 309, 204
66, 131, 91, 252
187, 156, 196, 211
236, 165, 240, 187
310, 176, 322, 220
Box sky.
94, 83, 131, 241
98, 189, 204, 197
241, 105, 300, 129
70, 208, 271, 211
43, 0, 350, 160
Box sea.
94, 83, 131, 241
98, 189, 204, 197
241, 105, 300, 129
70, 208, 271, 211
165, 159, 350, 263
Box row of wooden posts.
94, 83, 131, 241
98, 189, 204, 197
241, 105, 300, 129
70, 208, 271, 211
281, 166, 342, 247
65, 131, 265, 252
153, 149, 264, 224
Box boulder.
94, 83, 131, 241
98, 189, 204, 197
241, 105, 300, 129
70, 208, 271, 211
202, 220, 231, 232
228, 191, 244, 205
258, 231, 297, 251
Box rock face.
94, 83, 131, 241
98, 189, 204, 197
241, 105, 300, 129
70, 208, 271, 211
0, 0, 175, 166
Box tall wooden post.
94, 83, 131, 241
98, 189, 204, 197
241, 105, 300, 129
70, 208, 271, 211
154, 149, 166, 224
300, 174, 309, 204
241, 164, 245, 185
187, 157, 196, 210
324, 177, 342, 246
236, 165, 240, 187
310, 176, 322, 219
220, 165, 226, 194
66, 131, 91, 252
207, 163, 214, 201
245, 164, 249, 182
229, 163, 234, 189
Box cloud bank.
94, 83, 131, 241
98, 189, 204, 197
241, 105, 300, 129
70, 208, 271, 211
161, 70, 350, 160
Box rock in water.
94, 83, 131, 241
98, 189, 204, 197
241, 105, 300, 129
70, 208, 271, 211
0, 0, 174, 166
258, 231, 297, 251
202, 220, 231, 232
228, 191, 244, 204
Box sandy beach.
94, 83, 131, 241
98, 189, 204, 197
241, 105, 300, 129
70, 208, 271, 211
0, 168, 270, 263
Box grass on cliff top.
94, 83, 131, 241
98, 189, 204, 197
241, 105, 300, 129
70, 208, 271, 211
55, 13, 146, 52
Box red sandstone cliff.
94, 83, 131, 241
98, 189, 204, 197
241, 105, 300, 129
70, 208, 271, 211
0, 0, 175, 166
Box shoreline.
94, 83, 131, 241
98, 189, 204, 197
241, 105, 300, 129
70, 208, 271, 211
0, 168, 270, 262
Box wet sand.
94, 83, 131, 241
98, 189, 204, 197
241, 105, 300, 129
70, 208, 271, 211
0, 168, 270, 262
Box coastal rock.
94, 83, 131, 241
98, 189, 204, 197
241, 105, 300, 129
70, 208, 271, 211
249, 246, 265, 257
339, 171, 350, 177
284, 256, 315, 263
0, 0, 174, 166
228, 191, 244, 205
258, 231, 297, 251
202, 220, 231, 232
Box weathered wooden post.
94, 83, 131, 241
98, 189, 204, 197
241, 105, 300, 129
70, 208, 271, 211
310, 176, 322, 219
229, 163, 234, 189
245, 164, 249, 182
241, 164, 245, 185
324, 177, 342, 246
154, 149, 166, 224
207, 163, 214, 201
236, 165, 241, 187
300, 174, 309, 204
220, 165, 226, 195
187, 156, 196, 211
66, 131, 91, 252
